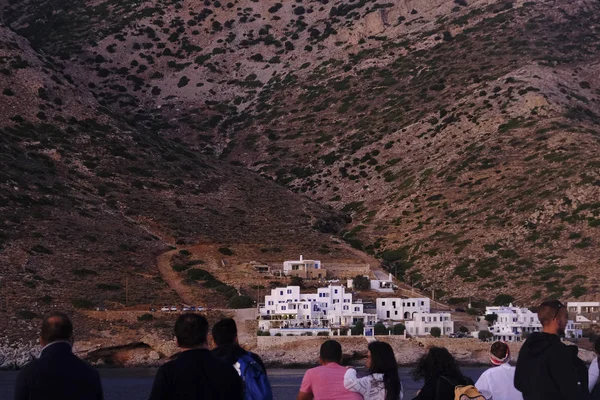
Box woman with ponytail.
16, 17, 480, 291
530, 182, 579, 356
344, 340, 403, 400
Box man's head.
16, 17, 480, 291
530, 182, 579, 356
319, 339, 342, 365
490, 341, 510, 365
40, 312, 73, 347
174, 313, 209, 349
537, 299, 567, 336
212, 318, 238, 347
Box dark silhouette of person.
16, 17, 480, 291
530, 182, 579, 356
211, 318, 268, 374
410, 346, 474, 400
14, 311, 103, 400
148, 313, 243, 400
515, 299, 590, 400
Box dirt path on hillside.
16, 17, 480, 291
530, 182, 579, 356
156, 249, 196, 305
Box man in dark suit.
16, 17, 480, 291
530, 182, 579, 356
14, 311, 103, 400
148, 313, 243, 400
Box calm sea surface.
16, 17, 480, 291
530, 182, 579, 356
0, 366, 486, 400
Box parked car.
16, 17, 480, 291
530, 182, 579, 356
188, 306, 196, 311
161, 306, 170, 312
448, 333, 457, 338
149, 308, 156, 312
95, 306, 106, 311
196, 306, 205, 311
170, 306, 177, 312
182, 306, 191, 311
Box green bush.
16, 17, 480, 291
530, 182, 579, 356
572, 285, 587, 298
138, 313, 154, 321
374, 322, 388, 335
317, 331, 329, 336
72, 268, 98, 277
71, 298, 93, 309
218, 247, 234, 256
228, 295, 253, 309
493, 294, 514, 306
353, 275, 370, 290
430, 327, 441, 337
17, 310, 37, 320
478, 330, 493, 341
173, 264, 190, 272
290, 276, 304, 288
257, 330, 271, 336
351, 321, 365, 336
393, 323, 406, 335
96, 283, 121, 291
187, 269, 215, 281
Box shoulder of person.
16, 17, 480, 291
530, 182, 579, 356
248, 351, 262, 361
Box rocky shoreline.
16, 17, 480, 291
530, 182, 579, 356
2, 336, 596, 370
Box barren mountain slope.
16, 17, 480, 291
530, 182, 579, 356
0, 22, 352, 336
2, 0, 600, 305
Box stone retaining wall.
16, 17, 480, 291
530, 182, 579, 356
256, 336, 597, 367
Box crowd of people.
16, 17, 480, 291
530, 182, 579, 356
11, 299, 600, 400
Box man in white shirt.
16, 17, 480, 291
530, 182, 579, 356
476, 341, 523, 400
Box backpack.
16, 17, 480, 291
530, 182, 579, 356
438, 376, 486, 400
237, 353, 273, 400
453, 385, 486, 400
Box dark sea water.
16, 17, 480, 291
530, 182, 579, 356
0, 367, 486, 399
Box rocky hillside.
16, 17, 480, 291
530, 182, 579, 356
1, 0, 600, 310
0, 20, 351, 337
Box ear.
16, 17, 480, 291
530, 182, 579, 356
234, 335, 239, 345
39, 336, 46, 347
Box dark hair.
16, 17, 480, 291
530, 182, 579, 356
411, 346, 463, 382
537, 299, 565, 327
212, 318, 237, 347
320, 340, 342, 363
41, 312, 73, 344
595, 336, 600, 355
490, 341, 509, 359
174, 313, 209, 348
368, 341, 401, 400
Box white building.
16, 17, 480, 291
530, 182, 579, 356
282, 255, 324, 279
370, 273, 396, 292
485, 305, 541, 342
567, 301, 600, 314
484, 304, 582, 341
259, 285, 377, 335
406, 312, 453, 336
567, 302, 600, 324
376, 297, 431, 321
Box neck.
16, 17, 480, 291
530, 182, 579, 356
542, 326, 558, 335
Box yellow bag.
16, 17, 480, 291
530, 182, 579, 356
454, 385, 487, 400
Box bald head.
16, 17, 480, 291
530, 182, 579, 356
40, 312, 73, 346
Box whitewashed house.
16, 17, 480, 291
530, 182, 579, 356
567, 301, 600, 323
485, 305, 541, 342
484, 304, 582, 341
405, 312, 453, 336
376, 297, 431, 321
370, 273, 397, 293
282, 255, 324, 279
259, 285, 377, 335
